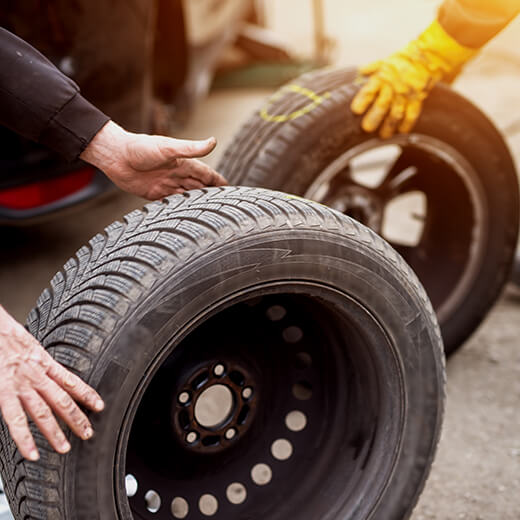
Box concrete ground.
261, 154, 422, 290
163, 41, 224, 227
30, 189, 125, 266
1, 1, 519, 518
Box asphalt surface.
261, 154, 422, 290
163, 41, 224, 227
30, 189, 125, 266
1, 1, 520, 518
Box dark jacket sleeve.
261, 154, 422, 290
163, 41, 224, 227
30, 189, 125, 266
0, 27, 110, 161
438, 0, 520, 48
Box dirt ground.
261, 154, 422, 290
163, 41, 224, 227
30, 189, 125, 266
1, 1, 519, 519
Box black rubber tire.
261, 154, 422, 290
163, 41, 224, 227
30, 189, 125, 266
218, 68, 520, 355
0, 187, 445, 520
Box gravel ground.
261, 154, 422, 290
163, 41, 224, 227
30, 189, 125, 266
1, 1, 519, 519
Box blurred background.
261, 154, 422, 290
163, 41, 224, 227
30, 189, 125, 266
1, 1, 519, 518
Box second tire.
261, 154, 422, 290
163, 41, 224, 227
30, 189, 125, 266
219, 67, 520, 355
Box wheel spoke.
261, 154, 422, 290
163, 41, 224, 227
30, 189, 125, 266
376, 148, 422, 199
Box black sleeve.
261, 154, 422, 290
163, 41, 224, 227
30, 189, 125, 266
438, 0, 520, 48
0, 27, 110, 161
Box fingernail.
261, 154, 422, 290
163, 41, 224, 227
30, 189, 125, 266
29, 449, 39, 461
95, 399, 105, 412
61, 441, 71, 453
84, 427, 94, 440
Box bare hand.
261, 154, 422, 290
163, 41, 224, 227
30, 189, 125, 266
80, 121, 228, 200
0, 306, 104, 461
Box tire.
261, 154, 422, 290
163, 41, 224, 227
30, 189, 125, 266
218, 68, 520, 355
0, 187, 445, 520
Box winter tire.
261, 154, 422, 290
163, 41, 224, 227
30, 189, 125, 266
0, 187, 445, 520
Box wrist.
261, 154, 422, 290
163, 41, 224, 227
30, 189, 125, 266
412, 21, 478, 74
80, 120, 128, 172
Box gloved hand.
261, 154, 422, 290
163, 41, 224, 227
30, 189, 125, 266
351, 21, 478, 138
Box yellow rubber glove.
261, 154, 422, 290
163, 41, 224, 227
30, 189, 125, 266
351, 20, 478, 138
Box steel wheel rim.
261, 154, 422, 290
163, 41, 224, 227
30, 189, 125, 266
114, 282, 405, 519
304, 134, 488, 323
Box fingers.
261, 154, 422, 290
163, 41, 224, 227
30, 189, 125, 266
358, 60, 383, 77
166, 137, 217, 159
380, 94, 407, 139
179, 178, 205, 191
20, 390, 70, 454
0, 394, 39, 461
351, 75, 382, 115
398, 97, 423, 134
180, 158, 228, 188
361, 83, 393, 133
45, 354, 104, 413
36, 376, 94, 442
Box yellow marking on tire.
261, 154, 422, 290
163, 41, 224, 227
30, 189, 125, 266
260, 85, 331, 123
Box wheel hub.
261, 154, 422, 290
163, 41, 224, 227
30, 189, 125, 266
173, 362, 257, 453
325, 184, 383, 232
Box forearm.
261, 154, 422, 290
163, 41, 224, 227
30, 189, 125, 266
438, 0, 520, 48
0, 28, 110, 161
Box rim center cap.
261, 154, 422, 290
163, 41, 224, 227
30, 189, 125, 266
194, 384, 234, 429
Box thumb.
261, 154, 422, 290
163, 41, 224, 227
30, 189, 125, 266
165, 137, 217, 159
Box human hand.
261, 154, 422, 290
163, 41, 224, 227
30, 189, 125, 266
0, 306, 104, 461
351, 21, 477, 138
81, 121, 228, 200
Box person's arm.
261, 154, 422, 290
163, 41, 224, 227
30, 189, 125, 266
438, 0, 520, 48
0, 27, 227, 198
350, 0, 520, 138
0, 27, 109, 161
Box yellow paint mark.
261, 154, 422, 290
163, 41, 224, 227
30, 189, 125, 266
260, 84, 331, 123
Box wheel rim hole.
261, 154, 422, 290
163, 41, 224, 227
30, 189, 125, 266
186, 431, 198, 444
125, 474, 138, 497
179, 410, 190, 429
145, 490, 161, 513
242, 386, 253, 400
225, 427, 237, 440
192, 370, 210, 390
178, 391, 190, 405
171, 497, 189, 518
226, 482, 247, 505
292, 381, 313, 400
286, 410, 307, 432
199, 494, 218, 516
237, 404, 250, 425
228, 370, 245, 386
213, 363, 225, 377
194, 384, 234, 429
251, 463, 272, 486
283, 326, 303, 343
201, 435, 220, 447
271, 439, 293, 461
266, 305, 287, 321
295, 352, 312, 369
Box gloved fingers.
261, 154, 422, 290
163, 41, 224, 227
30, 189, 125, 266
361, 83, 393, 133
398, 97, 423, 134
379, 94, 407, 139
351, 75, 382, 115
358, 60, 383, 76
